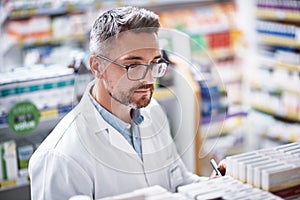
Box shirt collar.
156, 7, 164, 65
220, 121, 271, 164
130, 108, 144, 125
88, 92, 144, 131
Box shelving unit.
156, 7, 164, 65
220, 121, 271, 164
244, 0, 300, 149
6, 3, 93, 20
157, 1, 250, 175
0, 1, 95, 199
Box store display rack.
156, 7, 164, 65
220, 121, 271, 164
246, 0, 300, 147
6, 3, 93, 20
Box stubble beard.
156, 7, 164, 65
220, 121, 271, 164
109, 84, 154, 109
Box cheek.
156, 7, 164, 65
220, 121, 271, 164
104, 68, 126, 87
105, 70, 133, 92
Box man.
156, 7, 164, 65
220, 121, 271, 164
29, 6, 224, 200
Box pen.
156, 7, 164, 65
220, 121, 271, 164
210, 159, 223, 176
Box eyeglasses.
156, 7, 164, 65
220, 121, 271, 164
96, 54, 169, 81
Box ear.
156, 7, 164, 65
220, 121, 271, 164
90, 55, 103, 78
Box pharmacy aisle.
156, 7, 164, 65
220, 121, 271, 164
0, 0, 300, 199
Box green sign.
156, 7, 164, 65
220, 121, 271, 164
8, 101, 40, 135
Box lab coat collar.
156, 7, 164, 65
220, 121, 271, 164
76, 81, 143, 165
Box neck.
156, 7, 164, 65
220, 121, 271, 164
92, 80, 132, 123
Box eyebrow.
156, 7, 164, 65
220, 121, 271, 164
121, 55, 162, 61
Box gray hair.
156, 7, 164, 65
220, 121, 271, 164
89, 6, 160, 55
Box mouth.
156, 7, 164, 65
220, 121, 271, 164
133, 84, 153, 94
135, 88, 151, 93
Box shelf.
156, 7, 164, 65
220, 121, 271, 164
0, 175, 29, 192
6, 3, 92, 20
0, 104, 73, 130
15, 34, 87, 47
254, 110, 300, 143
259, 56, 300, 72
260, 61, 300, 72
4, 0, 234, 20
202, 109, 247, 125
262, 131, 300, 143
250, 81, 300, 96
258, 34, 300, 49
247, 110, 300, 147
251, 104, 300, 122
209, 47, 236, 61
256, 8, 300, 22
273, 61, 300, 72
125, 0, 234, 12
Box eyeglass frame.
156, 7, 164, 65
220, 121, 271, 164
96, 54, 169, 81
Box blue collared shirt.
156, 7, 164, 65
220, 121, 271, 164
88, 93, 144, 160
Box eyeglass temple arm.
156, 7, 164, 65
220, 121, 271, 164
96, 55, 127, 69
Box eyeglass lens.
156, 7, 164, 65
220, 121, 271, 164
127, 63, 167, 80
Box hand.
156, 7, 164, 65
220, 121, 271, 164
210, 159, 226, 178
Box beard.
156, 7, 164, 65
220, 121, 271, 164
129, 84, 153, 108
109, 84, 154, 109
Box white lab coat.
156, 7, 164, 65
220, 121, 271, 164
29, 81, 202, 200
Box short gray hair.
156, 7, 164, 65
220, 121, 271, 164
89, 6, 160, 55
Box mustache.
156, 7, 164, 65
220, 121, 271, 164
136, 84, 154, 90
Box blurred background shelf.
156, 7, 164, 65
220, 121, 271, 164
251, 104, 300, 122
256, 8, 300, 22
241, 0, 300, 153
258, 34, 300, 49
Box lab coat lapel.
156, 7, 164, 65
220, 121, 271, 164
140, 120, 171, 172
78, 81, 142, 165
107, 127, 143, 164
139, 101, 175, 172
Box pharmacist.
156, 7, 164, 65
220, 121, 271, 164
29, 6, 225, 199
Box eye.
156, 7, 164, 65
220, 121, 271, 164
127, 64, 141, 69
123, 61, 143, 66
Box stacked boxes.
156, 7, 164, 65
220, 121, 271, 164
177, 176, 282, 200
226, 142, 300, 198
97, 178, 282, 200
0, 140, 37, 189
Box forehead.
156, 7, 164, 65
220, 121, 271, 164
108, 32, 160, 59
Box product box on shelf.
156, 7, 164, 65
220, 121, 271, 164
0, 140, 18, 187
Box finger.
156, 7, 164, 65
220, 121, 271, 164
218, 160, 227, 176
